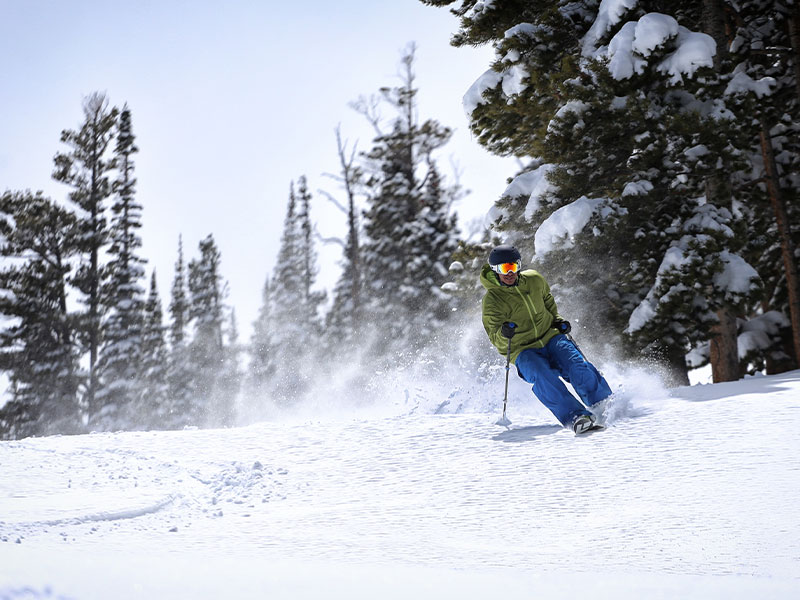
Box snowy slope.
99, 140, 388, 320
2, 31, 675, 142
1, 370, 799, 599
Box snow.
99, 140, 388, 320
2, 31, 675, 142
622, 179, 654, 196
627, 246, 688, 333
500, 164, 556, 219
725, 69, 776, 98
631, 13, 679, 56
657, 27, 716, 84
683, 204, 734, 237
2, 369, 800, 598
585, 7, 716, 86
684, 144, 710, 160
500, 63, 529, 98
739, 311, 791, 359
463, 24, 537, 116
463, 68, 502, 115
548, 100, 590, 132
534, 196, 606, 257
714, 251, 760, 296
607, 22, 647, 79
466, 0, 496, 19
582, 0, 640, 56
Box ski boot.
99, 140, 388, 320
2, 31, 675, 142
572, 414, 599, 435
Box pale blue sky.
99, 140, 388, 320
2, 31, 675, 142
1, 0, 516, 339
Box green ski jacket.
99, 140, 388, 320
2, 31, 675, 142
480, 264, 563, 363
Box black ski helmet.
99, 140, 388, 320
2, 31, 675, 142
488, 244, 521, 267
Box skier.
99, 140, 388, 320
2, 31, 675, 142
480, 245, 613, 434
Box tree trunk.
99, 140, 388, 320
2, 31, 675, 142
710, 307, 740, 382
760, 121, 800, 367
702, 0, 743, 382
702, 0, 729, 66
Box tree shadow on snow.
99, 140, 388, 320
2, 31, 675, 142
492, 424, 563, 443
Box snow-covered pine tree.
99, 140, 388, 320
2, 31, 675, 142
95, 105, 147, 429
218, 308, 242, 427
266, 181, 324, 405
405, 164, 460, 335
52, 92, 118, 415
556, 2, 761, 383
0, 192, 83, 439
423, 0, 767, 384
166, 236, 195, 428
139, 271, 169, 429
358, 45, 459, 356
724, 0, 800, 372
296, 176, 327, 327
245, 276, 276, 412
187, 234, 232, 426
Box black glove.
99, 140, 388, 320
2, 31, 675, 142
501, 322, 517, 339
553, 319, 571, 335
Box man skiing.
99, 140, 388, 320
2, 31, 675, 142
480, 245, 613, 434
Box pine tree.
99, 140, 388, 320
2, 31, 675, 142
52, 92, 119, 415
268, 183, 306, 404
218, 308, 242, 426
405, 164, 460, 332
422, 0, 772, 384
246, 276, 276, 412
265, 180, 326, 406
358, 45, 460, 356
95, 105, 147, 428
296, 176, 327, 324
187, 234, 229, 425
139, 271, 169, 429
166, 236, 195, 428
726, 0, 800, 371
0, 191, 83, 439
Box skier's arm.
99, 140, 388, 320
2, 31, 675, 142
542, 278, 563, 323
481, 294, 508, 350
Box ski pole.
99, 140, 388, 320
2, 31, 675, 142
497, 324, 515, 427
566, 332, 583, 356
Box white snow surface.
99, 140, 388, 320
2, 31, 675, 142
2, 369, 800, 599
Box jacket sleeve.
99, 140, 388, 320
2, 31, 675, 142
481, 292, 507, 352
542, 277, 563, 322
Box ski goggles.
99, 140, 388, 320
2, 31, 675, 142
491, 261, 521, 275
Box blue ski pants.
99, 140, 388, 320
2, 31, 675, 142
515, 334, 612, 427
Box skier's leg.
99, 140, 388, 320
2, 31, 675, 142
549, 335, 612, 407
515, 348, 591, 426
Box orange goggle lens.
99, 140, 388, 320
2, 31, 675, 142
492, 261, 521, 275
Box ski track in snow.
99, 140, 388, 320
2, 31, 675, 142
1, 372, 800, 597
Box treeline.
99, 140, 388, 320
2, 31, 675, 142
424, 0, 800, 385
5, 2, 799, 438
0, 47, 465, 439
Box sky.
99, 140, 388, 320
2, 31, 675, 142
0, 0, 518, 341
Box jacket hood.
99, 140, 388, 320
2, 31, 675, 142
480, 264, 502, 290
